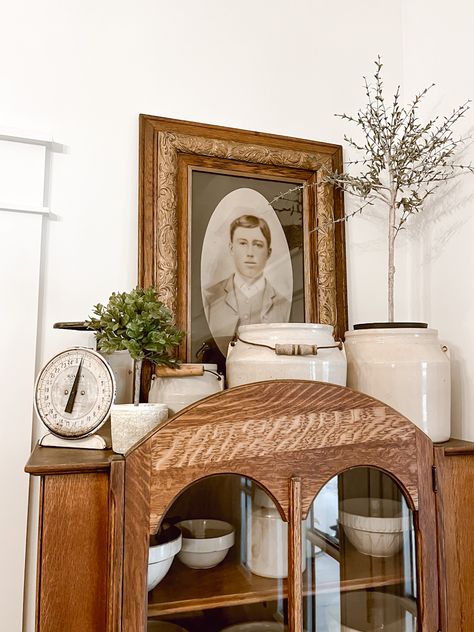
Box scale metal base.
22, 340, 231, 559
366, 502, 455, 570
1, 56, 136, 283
39, 432, 111, 450
39, 420, 112, 450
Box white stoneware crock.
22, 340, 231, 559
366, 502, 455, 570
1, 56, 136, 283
344, 325, 450, 442
226, 323, 346, 388
148, 364, 223, 416
246, 488, 306, 579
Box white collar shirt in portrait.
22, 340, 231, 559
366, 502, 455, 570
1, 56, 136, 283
233, 272, 266, 298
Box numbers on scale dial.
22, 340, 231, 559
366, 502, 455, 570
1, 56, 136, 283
35, 348, 115, 438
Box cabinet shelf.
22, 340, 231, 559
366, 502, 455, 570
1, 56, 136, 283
147, 553, 409, 617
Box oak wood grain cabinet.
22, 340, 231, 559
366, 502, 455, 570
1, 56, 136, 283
25, 381, 474, 632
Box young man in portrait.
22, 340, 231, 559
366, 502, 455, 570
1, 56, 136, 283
203, 214, 291, 352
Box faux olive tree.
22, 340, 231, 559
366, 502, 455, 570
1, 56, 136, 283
277, 58, 473, 322
328, 58, 473, 321
86, 287, 184, 405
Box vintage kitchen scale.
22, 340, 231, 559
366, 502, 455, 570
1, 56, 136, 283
34, 322, 116, 450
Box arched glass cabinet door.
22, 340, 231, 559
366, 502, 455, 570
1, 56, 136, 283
146, 474, 291, 631
303, 467, 417, 632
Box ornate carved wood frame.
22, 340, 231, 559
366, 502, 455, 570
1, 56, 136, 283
139, 115, 348, 359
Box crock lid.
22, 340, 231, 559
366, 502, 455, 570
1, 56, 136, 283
353, 322, 428, 330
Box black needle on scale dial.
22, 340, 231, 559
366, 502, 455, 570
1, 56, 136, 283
65, 357, 83, 414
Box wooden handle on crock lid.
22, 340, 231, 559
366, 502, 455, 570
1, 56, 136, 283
155, 364, 205, 377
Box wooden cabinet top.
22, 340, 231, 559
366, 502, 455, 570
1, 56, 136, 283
25, 444, 123, 475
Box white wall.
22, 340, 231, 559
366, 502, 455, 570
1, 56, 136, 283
0, 208, 43, 632
0, 133, 52, 632
4, 0, 473, 628
402, 0, 474, 440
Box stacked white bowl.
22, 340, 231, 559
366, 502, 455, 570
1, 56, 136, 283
176, 519, 235, 569
339, 498, 411, 557
147, 525, 182, 591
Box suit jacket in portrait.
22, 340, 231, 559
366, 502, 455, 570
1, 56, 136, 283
203, 274, 291, 353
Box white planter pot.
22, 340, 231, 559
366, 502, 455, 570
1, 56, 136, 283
344, 324, 451, 442
111, 403, 168, 454
148, 364, 224, 416
226, 323, 347, 388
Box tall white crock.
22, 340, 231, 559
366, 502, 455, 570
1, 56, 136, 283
246, 488, 306, 579
344, 325, 451, 442
226, 323, 347, 388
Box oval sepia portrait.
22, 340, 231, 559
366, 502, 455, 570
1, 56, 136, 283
201, 187, 293, 356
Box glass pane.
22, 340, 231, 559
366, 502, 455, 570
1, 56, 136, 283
147, 475, 288, 631
303, 468, 417, 631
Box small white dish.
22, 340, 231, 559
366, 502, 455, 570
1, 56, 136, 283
176, 519, 235, 569
324, 591, 416, 632
219, 624, 286, 632
147, 525, 182, 591
147, 622, 189, 632
339, 498, 411, 557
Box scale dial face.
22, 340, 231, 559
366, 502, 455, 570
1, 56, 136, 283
34, 347, 116, 439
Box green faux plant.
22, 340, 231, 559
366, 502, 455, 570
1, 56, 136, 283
86, 287, 184, 405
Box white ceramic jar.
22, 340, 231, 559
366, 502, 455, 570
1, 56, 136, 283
344, 325, 451, 442
100, 350, 134, 404
148, 364, 224, 416
246, 488, 306, 579
226, 323, 346, 388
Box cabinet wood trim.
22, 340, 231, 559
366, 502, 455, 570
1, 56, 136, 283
144, 381, 422, 532
35, 478, 45, 632
107, 457, 125, 632
25, 445, 117, 475
414, 431, 439, 631
38, 473, 109, 632
123, 443, 152, 632
435, 445, 474, 631
288, 477, 303, 632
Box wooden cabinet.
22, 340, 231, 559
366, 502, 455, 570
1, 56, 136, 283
26, 381, 474, 632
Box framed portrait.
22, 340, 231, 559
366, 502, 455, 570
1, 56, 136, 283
139, 116, 347, 370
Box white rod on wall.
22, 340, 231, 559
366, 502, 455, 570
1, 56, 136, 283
0, 127, 55, 146
0, 203, 50, 215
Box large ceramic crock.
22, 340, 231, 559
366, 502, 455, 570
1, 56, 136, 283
226, 323, 346, 388
344, 324, 450, 442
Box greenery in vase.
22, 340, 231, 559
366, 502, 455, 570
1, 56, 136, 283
86, 287, 184, 405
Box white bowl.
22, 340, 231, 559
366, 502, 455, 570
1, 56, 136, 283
176, 519, 235, 569
339, 498, 411, 557
219, 624, 286, 632
324, 591, 416, 632
147, 622, 189, 632
147, 525, 182, 591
